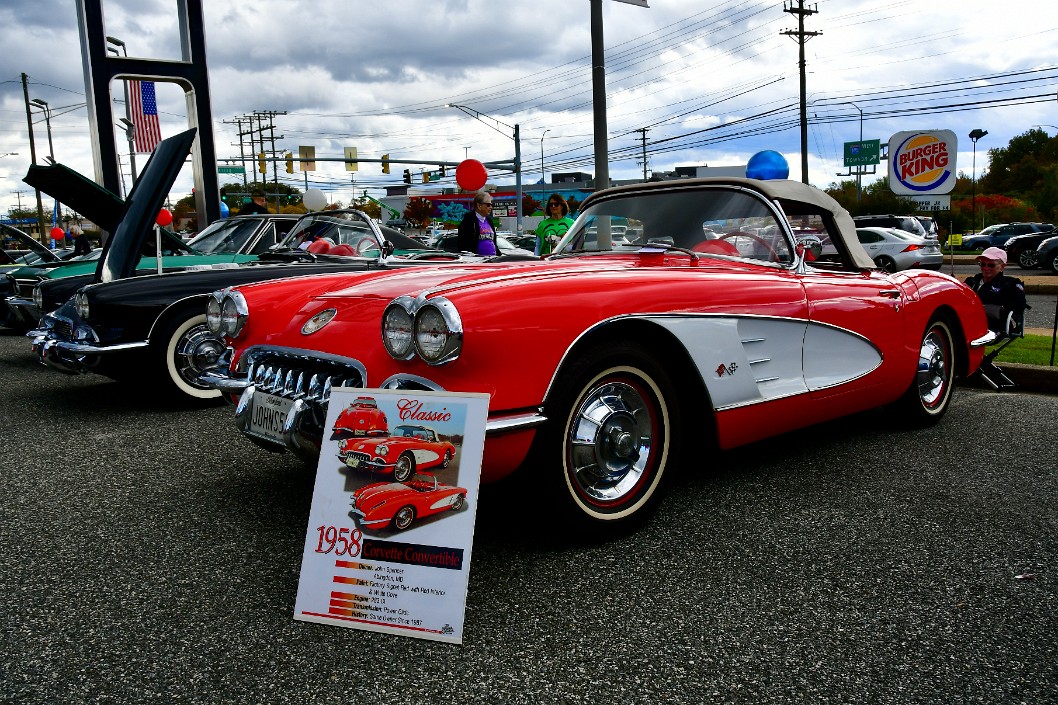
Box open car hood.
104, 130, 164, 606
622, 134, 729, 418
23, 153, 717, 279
23, 128, 197, 284
0, 222, 60, 261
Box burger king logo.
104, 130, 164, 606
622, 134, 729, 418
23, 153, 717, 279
888, 130, 957, 195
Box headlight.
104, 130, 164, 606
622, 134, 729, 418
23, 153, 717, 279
376, 443, 390, 456
382, 298, 416, 359
32, 284, 44, 311
206, 289, 248, 337
414, 298, 462, 365
206, 295, 222, 334
74, 291, 90, 319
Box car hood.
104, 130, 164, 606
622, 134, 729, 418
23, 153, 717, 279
24, 128, 197, 284
1, 223, 60, 261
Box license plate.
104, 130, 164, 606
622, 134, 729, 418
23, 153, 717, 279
248, 391, 294, 443
347, 457, 360, 467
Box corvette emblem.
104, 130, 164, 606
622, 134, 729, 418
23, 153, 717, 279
715, 362, 738, 377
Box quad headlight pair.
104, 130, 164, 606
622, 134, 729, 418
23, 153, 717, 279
382, 295, 462, 365
206, 289, 249, 338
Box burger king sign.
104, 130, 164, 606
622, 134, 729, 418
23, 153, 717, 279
888, 130, 957, 196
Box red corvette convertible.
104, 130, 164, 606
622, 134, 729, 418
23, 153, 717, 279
200, 171, 993, 533
337, 423, 456, 482
350, 474, 468, 532
330, 395, 389, 440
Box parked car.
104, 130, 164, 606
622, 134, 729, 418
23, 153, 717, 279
331, 396, 390, 440
1, 248, 100, 327
25, 129, 497, 402
915, 216, 940, 241
1035, 234, 1058, 275
185, 213, 299, 256
961, 222, 1053, 251
430, 232, 536, 257
337, 424, 457, 481
1002, 227, 1057, 269
852, 214, 928, 239
856, 227, 943, 272
350, 474, 468, 532
1, 223, 76, 270
199, 165, 992, 534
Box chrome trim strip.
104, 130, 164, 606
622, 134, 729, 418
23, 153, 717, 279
52, 339, 149, 355
970, 331, 998, 348
485, 411, 547, 435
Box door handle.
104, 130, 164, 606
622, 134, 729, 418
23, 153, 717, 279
878, 289, 901, 299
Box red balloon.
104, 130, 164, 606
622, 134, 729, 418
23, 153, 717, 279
156, 208, 174, 227
50, 227, 65, 240
455, 159, 488, 192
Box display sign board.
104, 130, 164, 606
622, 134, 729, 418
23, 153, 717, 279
294, 388, 489, 644
843, 140, 880, 167
888, 130, 957, 196
905, 194, 951, 212
299, 145, 316, 172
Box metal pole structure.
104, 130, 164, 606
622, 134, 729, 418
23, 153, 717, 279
21, 73, 47, 244
540, 129, 550, 196
30, 100, 55, 161
782, 1, 820, 185
969, 129, 988, 235
590, 0, 609, 193
447, 104, 522, 233
845, 101, 863, 203
106, 37, 138, 185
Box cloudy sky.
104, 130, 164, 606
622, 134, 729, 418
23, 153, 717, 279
2, 0, 1057, 217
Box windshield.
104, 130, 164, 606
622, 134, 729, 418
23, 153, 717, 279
556, 187, 795, 264
188, 218, 266, 254
277, 211, 384, 257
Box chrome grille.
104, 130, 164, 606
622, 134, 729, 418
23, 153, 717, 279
242, 348, 365, 403
50, 316, 74, 339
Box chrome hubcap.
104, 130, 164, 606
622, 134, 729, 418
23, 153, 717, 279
916, 327, 950, 409
568, 381, 654, 505
176, 324, 226, 386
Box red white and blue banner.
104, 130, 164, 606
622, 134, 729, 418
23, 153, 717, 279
129, 80, 162, 153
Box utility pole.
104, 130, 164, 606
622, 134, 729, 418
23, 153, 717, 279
21, 73, 47, 243
635, 127, 650, 181
224, 116, 251, 187
255, 109, 286, 185
781, 1, 820, 185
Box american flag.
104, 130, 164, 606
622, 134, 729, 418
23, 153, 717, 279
128, 80, 162, 153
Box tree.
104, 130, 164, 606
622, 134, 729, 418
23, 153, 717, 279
404, 197, 435, 228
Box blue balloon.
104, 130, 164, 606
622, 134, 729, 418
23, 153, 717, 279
746, 150, 790, 180
219, 200, 230, 218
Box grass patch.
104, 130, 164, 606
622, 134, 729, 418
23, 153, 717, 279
993, 333, 1058, 366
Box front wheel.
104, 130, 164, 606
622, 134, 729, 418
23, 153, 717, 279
393, 453, 415, 482
892, 317, 955, 427
392, 506, 416, 531
531, 341, 681, 534
151, 313, 225, 402
1049, 253, 1058, 275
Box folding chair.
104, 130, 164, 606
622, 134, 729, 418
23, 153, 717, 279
977, 307, 1027, 390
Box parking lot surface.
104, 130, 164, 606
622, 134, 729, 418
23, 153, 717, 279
1, 331, 1055, 704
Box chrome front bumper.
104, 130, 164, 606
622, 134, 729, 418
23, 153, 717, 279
5, 296, 43, 328
28, 314, 148, 375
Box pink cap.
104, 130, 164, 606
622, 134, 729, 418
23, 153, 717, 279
976, 246, 1007, 264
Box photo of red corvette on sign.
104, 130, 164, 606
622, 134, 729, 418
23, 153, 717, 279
294, 388, 489, 644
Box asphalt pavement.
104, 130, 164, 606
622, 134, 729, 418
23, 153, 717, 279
1, 331, 1055, 705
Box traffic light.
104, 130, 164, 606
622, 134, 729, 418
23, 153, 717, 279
258, 152, 266, 174
285, 152, 293, 173
382, 154, 391, 174
439, 164, 446, 177
403, 169, 411, 184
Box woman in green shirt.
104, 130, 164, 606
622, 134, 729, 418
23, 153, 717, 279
536, 194, 574, 256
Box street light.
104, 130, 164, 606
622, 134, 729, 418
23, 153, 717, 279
969, 128, 988, 235
540, 129, 550, 196
1033, 124, 1058, 135
106, 35, 138, 184
0, 152, 17, 158
446, 103, 522, 233
30, 99, 54, 162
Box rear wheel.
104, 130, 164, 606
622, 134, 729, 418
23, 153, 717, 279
531, 341, 680, 534
1049, 252, 1058, 275
151, 313, 224, 402
893, 317, 955, 427
874, 255, 897, 273
393, 506, 416, 531
1017, 249, 1038, 269
393, 453, 415, 482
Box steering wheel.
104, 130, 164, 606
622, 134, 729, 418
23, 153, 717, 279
719, 231, 780, 262
350, 236, 379, 256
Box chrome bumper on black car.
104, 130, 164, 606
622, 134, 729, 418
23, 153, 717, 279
5, 296, 44, 328
28, 313, 148, 375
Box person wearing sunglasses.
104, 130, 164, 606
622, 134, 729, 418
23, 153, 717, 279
535, 194, 574, 256
456, 190, 498, 256
964, 246, 1027, 332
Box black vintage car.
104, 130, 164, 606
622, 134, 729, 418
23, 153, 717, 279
26, 129, 503, 402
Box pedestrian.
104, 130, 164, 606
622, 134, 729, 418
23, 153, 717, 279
964, 246, 1027, 332
70, 225, 92, 256
535, 194, 574, 255
239, 189, 269, 215
456, 190, 497, 255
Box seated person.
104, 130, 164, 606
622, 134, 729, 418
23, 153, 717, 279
964, 246, 1027, 334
